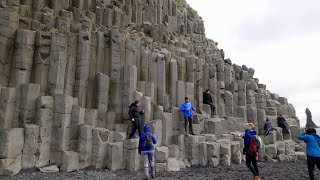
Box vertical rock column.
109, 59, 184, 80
31, 31, 52, 95
64, 33, 78, 96
157, 54, 166, 106
9, 30, 36, 127
0, 88, 17, 130
0, 9, 19, 87
109, 29, 124, 123
50, 94, 74, 166
122, 66, 137, 119
95, 73, 110, 128
46, 33, 67, 96
74, 30, 91, 107
170, 59, 178, 107
35, 96, 54, 168
86, 32, 98, 109
194, 58, 204, 111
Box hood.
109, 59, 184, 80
129, 103, 137, 108
245, 129, 257, 136
311, 133, 320, 142
144, 125, 151, 133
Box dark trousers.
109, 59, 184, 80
205, 103, 215, 114
307, 156, 320, 180
246, 153, 259, 176
184, 116, 193, 133
278, 123, 289, 133
129, 118, 141, 138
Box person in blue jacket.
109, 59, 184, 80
298, 128, 320, 180
180, 97, 196, 136
138, 124, 157, 180
243, 123, 260, 180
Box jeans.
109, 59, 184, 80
246, 153, 259, 176
129, 118, 141, 138
184, 116, 193, 133
205, 102, 215, 114
142, 151, 155, 178
307, 155, 320, 180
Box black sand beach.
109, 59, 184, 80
1, 160, 318, 180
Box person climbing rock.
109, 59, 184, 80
138, 124, 157, 180
128, 100, 144, 139
243, 123, 260, 180
277, 114, 289, 133
264, 118, 274, 136
298, 128, 320, 180
203, 89, 215, 115
180, 97, 196, 136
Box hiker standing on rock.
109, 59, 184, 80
277, 114, 289, 133
243, 123, 260, 180
128, 100, 144, 139
203, 89, 215, 115
139, 124, 157, 180
180, 97, 196, 136
298, 128, 320, 180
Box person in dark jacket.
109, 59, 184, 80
298, 128, 320, 180
264, 118, 273, 136
139, 124, 157, 180
277, 114, 289, 133
128, 100, 144, 139
243, 123, 260, 180
203, 89, 215, 115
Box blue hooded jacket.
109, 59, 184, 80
180, 102, 195, 117
242, 129, 257, 155
138, 125, 157, 154
298, 133, 320, 157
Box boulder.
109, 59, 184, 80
166, 158, 180, 172
169, 145, 179, 159
208, 157, 219, 167
0, 154, 22, 176
0, 128, 24, 159
155, 146, 169, 163
39, 165, 59, 173
265, 144, 277, 159
155, 163, 166, 173
61, 151, 79, 172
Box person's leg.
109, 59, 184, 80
149, 151, 155, 178
252, 156, 259, 176
137, 119, 141, 136
188, 116, 194, 134
307, 156, 316, 180
212, 105, 216, 115
246, 154, 258, 176
142, 152, 149, 178
129, 120, 137, 138
184, 116, 188, 134
315, 157, 320, 172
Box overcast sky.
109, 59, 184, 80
186, 0, 320, 126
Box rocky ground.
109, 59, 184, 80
1, 160, 317, 180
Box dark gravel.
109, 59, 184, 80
1, 160, 318, 180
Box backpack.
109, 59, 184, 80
248, 135, 263, 155
144, 133, 153, 149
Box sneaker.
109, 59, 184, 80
143, 177, 149, 180
253, 176, 260, 180
191, 132, 196, 135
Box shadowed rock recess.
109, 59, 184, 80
0, 0, 304, 177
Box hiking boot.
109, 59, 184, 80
143, 177, 149, 180
191, 131, 196, 135
151, 175, 155, 179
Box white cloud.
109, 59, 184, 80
186, 0, 320, 126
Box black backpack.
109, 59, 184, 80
144, 133, 153, 148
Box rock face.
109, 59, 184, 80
305, 108, 317, 129
0, 0, 303, 176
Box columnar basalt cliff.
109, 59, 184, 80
0, 0, 304, 176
